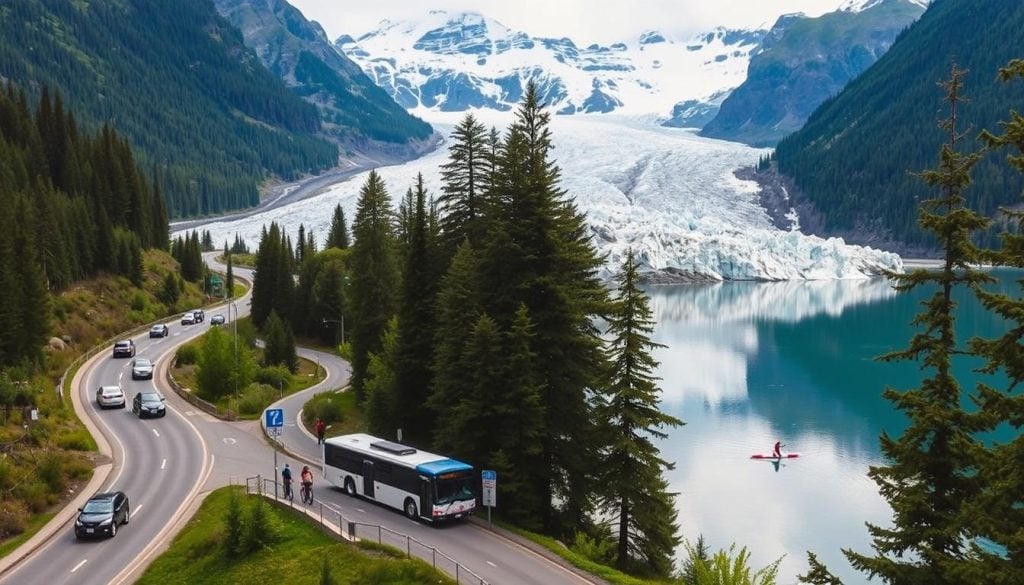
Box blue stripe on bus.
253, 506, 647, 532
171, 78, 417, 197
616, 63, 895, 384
416, 459, 473, 476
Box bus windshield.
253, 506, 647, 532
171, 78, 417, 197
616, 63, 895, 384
435, 473, 475, 505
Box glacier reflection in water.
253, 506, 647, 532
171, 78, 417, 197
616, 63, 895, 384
646, 276, 906, 585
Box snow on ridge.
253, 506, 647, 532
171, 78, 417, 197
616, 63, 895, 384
182, 112, 902, 283
838, 0, 929, 12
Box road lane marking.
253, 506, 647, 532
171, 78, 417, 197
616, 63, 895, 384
185, 410, 195, 416
487, 561, 497, 568
134, 504, 143, 518
71, 559, 87, 573
223, 438, 236, 445
152, 429, 160, 437
161, 459, 166, 470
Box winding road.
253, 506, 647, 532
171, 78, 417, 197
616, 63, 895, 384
0, 257, 599, 584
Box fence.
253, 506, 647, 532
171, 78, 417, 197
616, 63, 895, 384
245, 475, 488, 585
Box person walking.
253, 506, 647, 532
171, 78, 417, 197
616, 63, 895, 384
281, 463, 293, 500
315, 418, 326, 445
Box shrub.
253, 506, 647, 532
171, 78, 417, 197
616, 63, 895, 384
303, 393, 343, 427
570, 531, 616, 565
223, 491, 243, 557
240, 497, 279, 554
176, 343, 199, 366
37, 452, 67, 492
130, 291, 147, 312
0, 501, 28, 538
237, 384, 275, 416
256, 365, 292, 390
57, 430, 97, 451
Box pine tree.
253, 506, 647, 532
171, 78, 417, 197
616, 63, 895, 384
326, 203, 350, 249
393, 174, 441, 445
843, 65, 992, 585
251, 222, 293, 327
595, 249, 682, 577
966, 58, 1024, 583
225, 249, 234, 299
262, 310, 297, 373
349, 171, 400, 400
365, 316, 399, 438
438, 113, 490, 255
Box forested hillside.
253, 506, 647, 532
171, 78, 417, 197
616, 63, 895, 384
773, 0, 1024, 251
0, 0, 338, 218
213, 0, 433, 146
0, 84, 169, 367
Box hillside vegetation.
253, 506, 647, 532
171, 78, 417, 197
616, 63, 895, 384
0, 0, 338, 218
773, 0, 1024, 251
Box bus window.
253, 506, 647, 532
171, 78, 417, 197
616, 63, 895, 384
435, 473, 474, 505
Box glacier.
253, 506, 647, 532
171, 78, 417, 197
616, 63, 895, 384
181, 111, 902, 282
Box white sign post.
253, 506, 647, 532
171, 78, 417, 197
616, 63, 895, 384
481, 470, 497, 525
265, 408, 284, 497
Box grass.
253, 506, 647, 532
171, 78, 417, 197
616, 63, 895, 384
0, 512, 56, 559
137, 486, 455, 585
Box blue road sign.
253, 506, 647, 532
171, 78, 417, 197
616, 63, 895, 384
481, 470, 496, 481
265, 408, 284, 429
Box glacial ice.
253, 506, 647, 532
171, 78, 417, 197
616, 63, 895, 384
180, 112, 903, 282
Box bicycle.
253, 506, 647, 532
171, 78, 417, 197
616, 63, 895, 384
300, 482, 313, 504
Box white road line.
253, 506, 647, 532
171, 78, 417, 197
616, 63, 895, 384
71, 559, 87, 573
152, 429, 160, 437
134, 504, 144, 518
487, 561, 497, 568
161, 459, 166, 470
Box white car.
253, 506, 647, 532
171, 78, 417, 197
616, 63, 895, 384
180, 312, 196, 325
96, 386, 126, 409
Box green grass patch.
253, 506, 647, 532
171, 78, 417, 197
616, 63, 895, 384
302, 389, 365, 437
137, 486, 454, 585
0, 511, 56, 559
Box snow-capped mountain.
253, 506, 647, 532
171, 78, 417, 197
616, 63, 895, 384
336, 10, 765, 125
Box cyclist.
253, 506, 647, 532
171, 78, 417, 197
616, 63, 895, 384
300, 465, 314, 504
281, 463, 293, 500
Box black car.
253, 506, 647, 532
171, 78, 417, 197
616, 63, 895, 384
75, 491, 129, 539
149, 323, 169, 338
133, 391, 166, 418
112, 339, 135, 358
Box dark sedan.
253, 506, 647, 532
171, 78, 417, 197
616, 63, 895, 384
75, 491, 129, 539
132, 391, 166, 418
131, 358, 154, 380
149, 323, 169, 338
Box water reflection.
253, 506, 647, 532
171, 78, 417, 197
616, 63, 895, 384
646, 273, 1016, 585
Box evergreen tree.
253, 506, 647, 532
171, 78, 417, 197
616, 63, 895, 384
595, 249, 682, 577
349, 171, 400, 400
312, 250, 348, 346
477, 82, 611, 532
325, 203, 350, 249
438, 114, 490, 255
251, 222, 294, 328
966, 58, 1024, 583
262, 310, 297, 373
225, 250, 234, 299
843, 66, 992, 585
296, 224, 307, 264
159, 271, 180, 307
365, 316, 399, 438
392, 174, 441, 445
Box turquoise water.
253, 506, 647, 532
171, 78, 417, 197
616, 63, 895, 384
647, 271, 1019, 584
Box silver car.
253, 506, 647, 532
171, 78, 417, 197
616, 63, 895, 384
131, 358, 154, 380
180, 312, 196, 325
96, 386, 126, 409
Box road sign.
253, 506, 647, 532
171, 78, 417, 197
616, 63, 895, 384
481, 470, 497, 508
265, 408, 284, 431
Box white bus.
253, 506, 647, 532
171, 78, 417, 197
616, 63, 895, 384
323, 433, 476, 522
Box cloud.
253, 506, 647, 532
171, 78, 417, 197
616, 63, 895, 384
289, 0, 847, 44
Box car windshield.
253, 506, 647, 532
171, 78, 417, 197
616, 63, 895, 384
434, 474, 475, 505
151, 325, 163, 330
140, 393, 161, 402
82, 500, 113, 514
115, 341, 130, 347
134, 359, 151, 367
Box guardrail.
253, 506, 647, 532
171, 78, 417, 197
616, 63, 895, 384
245, 475, 488, 585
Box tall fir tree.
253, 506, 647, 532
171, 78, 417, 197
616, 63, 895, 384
225, 248, 234, 299
477, 81, 611, 533
262, 310, 297, 373
966, 58, 1024, 583
365, 316, 399, 438
349, 171, 400, 400
843, 66, 992, 585
438, 114, 490, 255
595, 249, 682, 577
326, 203, 350, 249
393, 174, 441, 445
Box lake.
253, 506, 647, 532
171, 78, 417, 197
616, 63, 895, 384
648, 270, 1018, 584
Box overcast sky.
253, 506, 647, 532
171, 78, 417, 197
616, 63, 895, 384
289, 0, 849, 44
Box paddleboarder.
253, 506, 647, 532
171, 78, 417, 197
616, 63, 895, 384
772, 441, 784, 459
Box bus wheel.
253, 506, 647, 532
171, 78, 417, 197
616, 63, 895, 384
404, 499, 418, 520
344, 478, 356, 497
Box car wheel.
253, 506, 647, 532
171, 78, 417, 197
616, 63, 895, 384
404, 498, 418, 520
344, 478, 356, 497
120, 403, 126, 409
160, 410, 166, 418
110, 521, 116, 538
124, 506, 130, 525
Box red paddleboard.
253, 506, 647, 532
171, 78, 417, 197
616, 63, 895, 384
750, 453, 801, 459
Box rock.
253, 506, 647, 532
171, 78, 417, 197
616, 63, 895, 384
48, 337, 66, 351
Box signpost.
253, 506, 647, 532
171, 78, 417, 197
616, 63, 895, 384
481, 470, 497, 525
265, 408, 284, 497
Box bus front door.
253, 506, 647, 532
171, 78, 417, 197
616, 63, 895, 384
419, 478, 431, 518
362, 460, 374, 498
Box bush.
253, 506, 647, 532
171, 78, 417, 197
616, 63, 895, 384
0, 501, 28, 538
240, 497, 279, 554
37, 452, 67, 492
237, 384, 275, 416
176, 343, 199, 366
57, 430, 97, 451
223, 491, 243, 557
570, 531, 616, 565
130, 291, 147, 312
256, 365, 293, 390
303, 393, 343, 427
